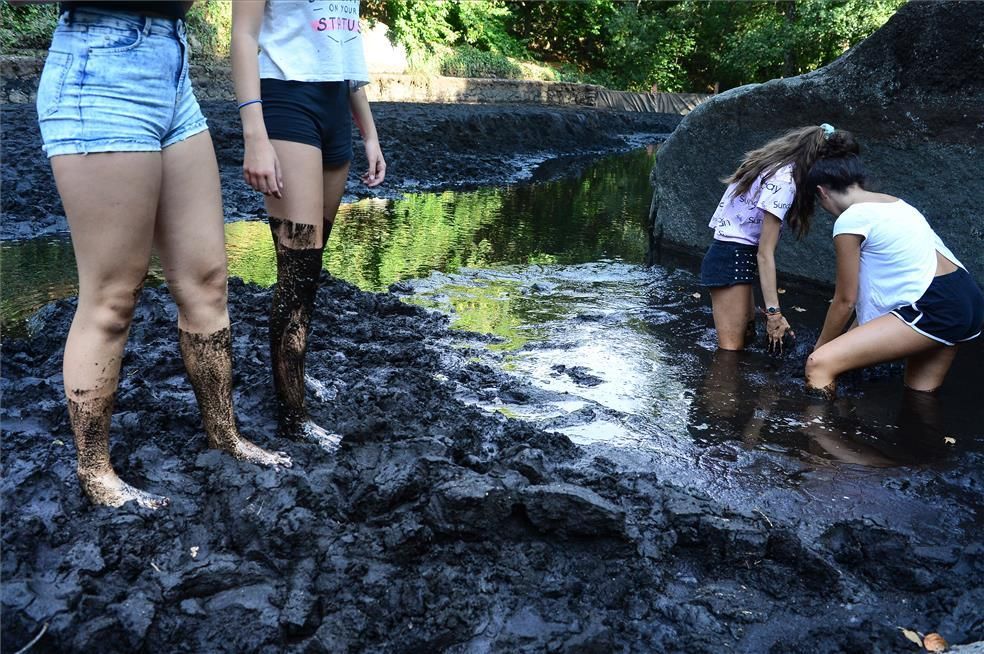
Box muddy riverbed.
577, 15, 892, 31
0, 101, 678, 240
2, 101, 982, 653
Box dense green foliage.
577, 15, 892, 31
364, 0, 904, 91
0, 2, 58, 51
2, 0, 903, 91
439, 46, 522, 80
0, 0, 231, 58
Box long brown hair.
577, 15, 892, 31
724, 126, 858, 238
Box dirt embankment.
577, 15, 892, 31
1, 101, 679, 240
2, 276, 981, 653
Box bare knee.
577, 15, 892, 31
173, 264, 229, 331
805, 350, 832, 387
81, 286, 141, 339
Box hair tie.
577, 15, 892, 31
820, 123, 835, 139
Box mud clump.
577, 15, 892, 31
2, 276, 980, 653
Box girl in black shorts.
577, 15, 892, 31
231, 1, 385, 449
806, 153, 984, 395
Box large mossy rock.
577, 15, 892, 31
650, 1, 984, 286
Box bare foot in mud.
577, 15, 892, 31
281, 419, 343, 453
78, 470, 170, 510
209, 434, 293, 468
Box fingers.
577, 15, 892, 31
243, 167, 281, 198
361, 151, 386, 187
274, 157, 284, 197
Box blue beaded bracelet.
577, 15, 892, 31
238, 99, 263, 110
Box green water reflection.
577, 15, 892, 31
1, 148, 656, 336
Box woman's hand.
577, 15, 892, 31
361, 138, 386, 187
242, 137, 283, 198
766, 313, 794, 354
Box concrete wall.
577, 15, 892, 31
1, 54, 704, 113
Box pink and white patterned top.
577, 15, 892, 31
708, 164, 796, 246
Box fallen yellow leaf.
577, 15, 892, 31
899, 627, 923, 647
923, 633, 947, 652
943, 437, 956, 445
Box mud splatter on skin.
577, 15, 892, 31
268, 216, 338, 446
66, 393, 169, 509
178, 327, 291, 468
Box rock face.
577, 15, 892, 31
649, 1, 984, 286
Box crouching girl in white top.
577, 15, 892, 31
806, 153, 984, 395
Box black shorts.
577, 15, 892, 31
891, 267, 984, 346
260, 78, 352, 166
700, 239, 758, 288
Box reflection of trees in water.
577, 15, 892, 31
688, 349, 949, 467
4, 149, 656, 336
1, 239, 81, 335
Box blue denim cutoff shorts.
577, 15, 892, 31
36, 8, 208, 158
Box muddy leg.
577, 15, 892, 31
68, 392, 169, 509
269, 217, 341, 450
179, 326, 291, 466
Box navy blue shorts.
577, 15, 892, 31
891, 267, 984, 346
700, 240, 758, 288
260, 78, 352, 166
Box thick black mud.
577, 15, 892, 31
2, 277, 980, 653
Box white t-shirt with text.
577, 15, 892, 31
708, 164, 796, 246
258, 0, 369, 85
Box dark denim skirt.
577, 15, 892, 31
700, 239, 758, 288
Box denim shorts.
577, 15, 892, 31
700, 239, 759, 287
260, 78, 353, 166
36, 8, 207, 158
891, 267, 984, 346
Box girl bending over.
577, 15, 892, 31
806, 153, 983, 395
701, 125, 858, 352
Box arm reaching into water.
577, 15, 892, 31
231, 1, 283, 198
757, 211, 794, 353
814, 234, 862, 349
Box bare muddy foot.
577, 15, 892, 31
209, 434, 293, 468
281, 419, 343, 453
78, 470, 170, 510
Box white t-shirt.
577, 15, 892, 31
708, 164, 796, 246
832, 200, 963, 324
258, 0, 369, 85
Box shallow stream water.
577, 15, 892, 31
3, 147, 981, 537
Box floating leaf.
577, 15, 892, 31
923, 633, 947, 652
899, 627, 923, 647
943, 437, 956, 446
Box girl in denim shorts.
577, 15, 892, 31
36, 2, 290, 509
701, 126, 858, 353
806, 153, 984, 395
231, 1, 386, 449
